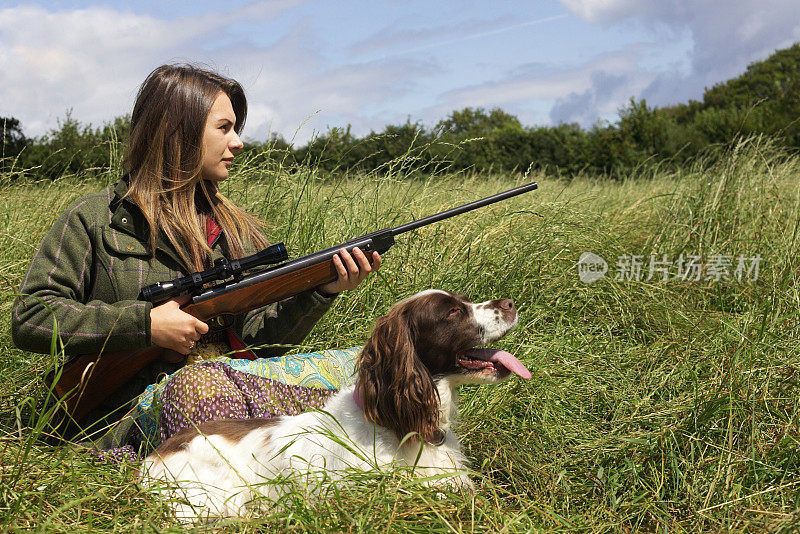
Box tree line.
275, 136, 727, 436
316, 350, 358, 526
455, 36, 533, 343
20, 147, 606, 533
3, 43, 800, 180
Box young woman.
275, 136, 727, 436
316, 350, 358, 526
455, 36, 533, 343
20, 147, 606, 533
12, 64, 379, 451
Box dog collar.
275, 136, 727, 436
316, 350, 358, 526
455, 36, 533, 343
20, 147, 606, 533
352, 387, 446, 447
352, 386, 364, 412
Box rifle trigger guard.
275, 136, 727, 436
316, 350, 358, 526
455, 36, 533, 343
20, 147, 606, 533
210, 315, 234, 330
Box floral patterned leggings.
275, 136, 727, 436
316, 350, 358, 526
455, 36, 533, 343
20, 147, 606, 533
92, 348, 360, 462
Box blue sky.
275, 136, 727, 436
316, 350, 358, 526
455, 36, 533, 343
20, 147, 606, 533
1, 0, 798, 144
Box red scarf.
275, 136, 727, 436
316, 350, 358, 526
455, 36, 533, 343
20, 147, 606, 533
207, 217, 256, 360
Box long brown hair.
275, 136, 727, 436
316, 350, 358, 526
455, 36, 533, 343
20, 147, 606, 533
124, 64, 268, 271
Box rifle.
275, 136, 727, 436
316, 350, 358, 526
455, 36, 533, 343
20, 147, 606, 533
51, 181, 538, 424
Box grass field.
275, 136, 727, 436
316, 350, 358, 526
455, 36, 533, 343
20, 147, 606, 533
1, 137, 800, 532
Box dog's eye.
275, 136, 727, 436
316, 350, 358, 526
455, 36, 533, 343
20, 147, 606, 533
447, 307, 461, 317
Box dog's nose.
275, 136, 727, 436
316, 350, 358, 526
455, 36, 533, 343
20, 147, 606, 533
498, 299, 514, 311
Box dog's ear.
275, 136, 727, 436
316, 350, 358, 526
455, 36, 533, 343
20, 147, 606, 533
356, 305, 440, 443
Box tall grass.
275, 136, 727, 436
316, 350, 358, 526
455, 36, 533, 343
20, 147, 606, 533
1, 137, 799, 532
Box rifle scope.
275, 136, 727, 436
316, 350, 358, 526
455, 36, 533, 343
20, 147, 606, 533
140, 242, 288, 302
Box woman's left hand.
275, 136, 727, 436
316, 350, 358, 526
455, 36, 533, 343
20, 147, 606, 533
317, 247, 381, 296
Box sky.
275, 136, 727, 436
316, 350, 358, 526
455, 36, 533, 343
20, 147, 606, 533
1, 0, 799, 145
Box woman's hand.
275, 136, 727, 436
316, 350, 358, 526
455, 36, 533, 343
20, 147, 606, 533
317, 247, 381, 296
150, 295, 209, 355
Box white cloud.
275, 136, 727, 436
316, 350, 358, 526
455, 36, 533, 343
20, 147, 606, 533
445, 49, 643, 104
425, 47, 651, 127
349, 14, 568, 58
4, 1, 799, 146
422, 1, 800, 129
559, 0, 642, 24
559, 0, 800, 110
221, 21, 435, 143
0, 6, 177, 134
0, 2, 431, 144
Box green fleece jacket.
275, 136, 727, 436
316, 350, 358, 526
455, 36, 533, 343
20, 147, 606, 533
11, 179, 336, 420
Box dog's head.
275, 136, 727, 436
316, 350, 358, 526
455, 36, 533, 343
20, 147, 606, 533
356, 290, 530, 443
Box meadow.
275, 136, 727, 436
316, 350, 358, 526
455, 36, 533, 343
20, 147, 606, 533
1, 137, 799, 532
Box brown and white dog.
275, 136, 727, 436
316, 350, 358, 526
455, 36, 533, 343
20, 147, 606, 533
138, 290, 531, 521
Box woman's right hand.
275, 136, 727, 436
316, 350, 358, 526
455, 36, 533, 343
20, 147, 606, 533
150, 295, 209, 355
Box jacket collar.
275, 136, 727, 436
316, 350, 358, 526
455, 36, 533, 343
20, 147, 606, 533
109, 177, 227, 271
110, 179, 149, 242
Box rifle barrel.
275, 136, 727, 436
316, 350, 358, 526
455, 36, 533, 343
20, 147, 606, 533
390, 181, 538, 236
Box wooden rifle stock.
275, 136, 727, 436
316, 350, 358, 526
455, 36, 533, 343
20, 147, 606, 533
53, 346, 167, 424
50, 180, 538, 425
53, 254, 345, 423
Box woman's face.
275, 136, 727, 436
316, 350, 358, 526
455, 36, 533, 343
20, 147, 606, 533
200, 92, 243, 182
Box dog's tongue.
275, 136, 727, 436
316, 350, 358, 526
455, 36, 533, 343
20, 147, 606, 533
466, 348, 532, 380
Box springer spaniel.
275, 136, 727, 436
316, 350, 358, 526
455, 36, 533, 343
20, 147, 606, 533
139, 290, 531, 521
